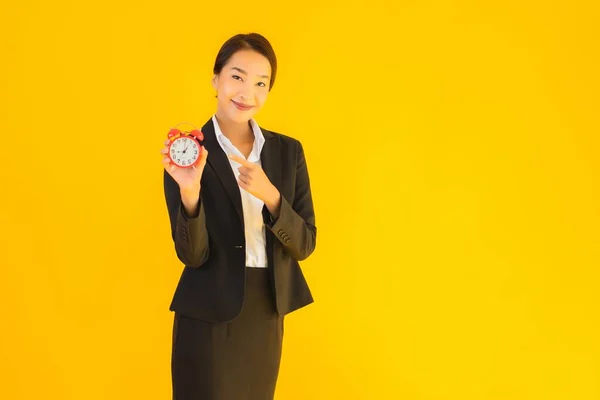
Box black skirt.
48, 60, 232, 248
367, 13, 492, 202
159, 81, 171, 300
171, 267, 284, 400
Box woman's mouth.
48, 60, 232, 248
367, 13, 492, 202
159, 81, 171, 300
232, 100, 254, 111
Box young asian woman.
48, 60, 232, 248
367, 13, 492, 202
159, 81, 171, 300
161, 33, 317, 400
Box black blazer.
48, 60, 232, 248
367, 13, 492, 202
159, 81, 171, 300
164, 117, 317, 322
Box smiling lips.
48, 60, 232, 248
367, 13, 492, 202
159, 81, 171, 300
232, 100, 254, 111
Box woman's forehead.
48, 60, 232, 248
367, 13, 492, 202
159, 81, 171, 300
225, 50, 271, 76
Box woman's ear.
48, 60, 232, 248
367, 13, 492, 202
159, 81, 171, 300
211, 74, 218, 90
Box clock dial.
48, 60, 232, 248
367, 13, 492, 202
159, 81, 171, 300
169, 137, 200, 167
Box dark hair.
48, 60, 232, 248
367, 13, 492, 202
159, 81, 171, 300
213, 33, 278, 91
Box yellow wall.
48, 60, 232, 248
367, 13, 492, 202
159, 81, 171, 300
2, 1, 599, 399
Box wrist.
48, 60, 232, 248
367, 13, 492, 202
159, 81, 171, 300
180, 184, 201, 200
266, 186, 280, 206
264, 186, 281, 218
180, 186, 201, 218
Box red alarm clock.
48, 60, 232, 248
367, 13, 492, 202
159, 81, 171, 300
167, 123, 205, 168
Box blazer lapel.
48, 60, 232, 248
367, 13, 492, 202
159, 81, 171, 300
201, 118, 244, 224
199, 118, 282, 227
260, 128, 282, 200
260, 128, 281, 267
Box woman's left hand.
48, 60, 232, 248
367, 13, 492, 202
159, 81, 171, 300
229, 155, 280, 206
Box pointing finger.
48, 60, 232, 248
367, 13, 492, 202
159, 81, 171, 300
238, 166, 251, 175
228, 154, 252, 167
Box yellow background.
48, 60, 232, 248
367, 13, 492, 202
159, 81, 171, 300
1, 1, 599, 399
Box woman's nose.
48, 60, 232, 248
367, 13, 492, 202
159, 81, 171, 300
239, 92, 254, 101
240, 83, 256, 99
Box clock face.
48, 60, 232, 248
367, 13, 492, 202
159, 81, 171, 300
169, 136, 200, 167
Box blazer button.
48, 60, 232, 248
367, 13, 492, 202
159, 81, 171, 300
234, 245, 243, 249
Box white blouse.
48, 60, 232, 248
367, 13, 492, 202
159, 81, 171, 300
211, 115, 268, 268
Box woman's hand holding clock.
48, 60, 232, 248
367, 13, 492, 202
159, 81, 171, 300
161, 138, 208, 216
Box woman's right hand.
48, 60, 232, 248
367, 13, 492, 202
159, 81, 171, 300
161, 139, 209, 194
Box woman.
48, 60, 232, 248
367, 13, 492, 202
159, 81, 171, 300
161, 33, 317, 400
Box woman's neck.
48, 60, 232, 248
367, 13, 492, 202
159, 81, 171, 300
214, 113, 254, 143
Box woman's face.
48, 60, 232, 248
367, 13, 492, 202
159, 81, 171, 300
212, 49, 272, 124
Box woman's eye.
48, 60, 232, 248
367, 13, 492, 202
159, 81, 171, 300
257, 82, 266, 87
232, 75, 242, 81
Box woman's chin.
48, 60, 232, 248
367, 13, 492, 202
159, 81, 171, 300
228, 109, 256, 123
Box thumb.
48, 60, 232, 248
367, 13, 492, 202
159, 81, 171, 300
197, 146, 208, 168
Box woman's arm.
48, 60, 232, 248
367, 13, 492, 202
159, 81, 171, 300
265, 141, 317, 261
164, 169, 210, 268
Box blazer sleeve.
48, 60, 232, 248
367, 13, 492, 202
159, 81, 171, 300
164, 169, 210, 268
265, 141, 317, 261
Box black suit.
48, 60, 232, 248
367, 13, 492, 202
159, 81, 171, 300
164, 117, 317, 323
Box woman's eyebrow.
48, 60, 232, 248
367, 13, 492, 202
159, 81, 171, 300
231, 66, 270, 80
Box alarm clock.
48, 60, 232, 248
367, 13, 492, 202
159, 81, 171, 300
167, 123, 205, 168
